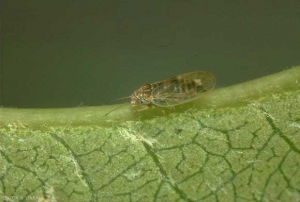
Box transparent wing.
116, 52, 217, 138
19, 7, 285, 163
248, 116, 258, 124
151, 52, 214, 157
151, 71, 216, 107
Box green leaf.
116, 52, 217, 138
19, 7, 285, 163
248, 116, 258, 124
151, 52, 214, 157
1, 66, 300, 201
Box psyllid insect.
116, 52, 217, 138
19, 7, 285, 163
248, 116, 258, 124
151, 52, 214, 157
131, 71, 216, 107
105, 71, 216, 116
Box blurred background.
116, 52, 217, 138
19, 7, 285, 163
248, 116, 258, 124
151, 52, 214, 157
1, 0, 300, 108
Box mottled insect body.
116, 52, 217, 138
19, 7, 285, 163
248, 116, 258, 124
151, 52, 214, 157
131, 71, 216, 107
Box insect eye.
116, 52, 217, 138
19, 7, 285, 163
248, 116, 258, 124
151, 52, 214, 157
131, 96, 140, 105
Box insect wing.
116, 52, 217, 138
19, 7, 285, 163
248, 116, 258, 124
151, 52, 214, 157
151, 71, 216, 107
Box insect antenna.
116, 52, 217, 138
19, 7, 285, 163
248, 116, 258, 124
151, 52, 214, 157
104, 95, 131, 116
111, 95, 131, 102
104, 103, 130, 116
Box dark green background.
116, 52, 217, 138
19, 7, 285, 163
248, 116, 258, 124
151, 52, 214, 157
1, 0, 300, 108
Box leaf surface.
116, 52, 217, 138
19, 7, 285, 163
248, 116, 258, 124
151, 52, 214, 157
0, 67, 300, 201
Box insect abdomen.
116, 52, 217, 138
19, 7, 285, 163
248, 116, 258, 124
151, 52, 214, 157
151, 71, 216, 107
